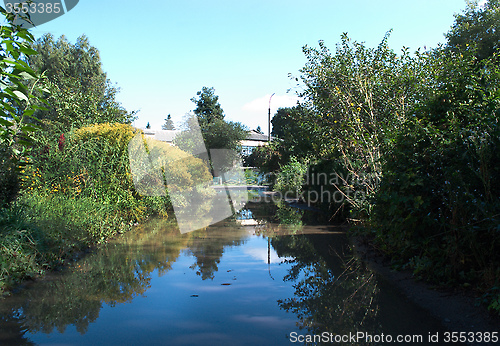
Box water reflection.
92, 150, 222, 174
0, 219, 189, 343
273, 235, 380, 335
0, 202, 446, 345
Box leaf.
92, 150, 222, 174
17, 139, 33, 147
0, 118, 14, 127
21, 125, 40, 133
18, 45, 38, 56
18, 71, 36, 80
12, 90, 28, 102
23, 109, 35, 116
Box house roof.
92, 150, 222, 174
142, 129, 181, 142
140, 128, 270, 143
247, 130, 269, 141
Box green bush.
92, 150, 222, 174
274, 157, 308, 199
370, 47, 500, 313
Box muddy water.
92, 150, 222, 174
0, 202, 449, 345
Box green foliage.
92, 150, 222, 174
271, 106, 316, 160
202, 118, 247, 152
0, 6, 46, 205
371, 28, 500, 312
0, 121, 217, 293
191, 86, 224, 127
177, 88, 248, 173
302, 159, 351, 221
274, 157, 308, 198
274, 201, 304, 231
292, 32, 434, 217
27, 34, 134, 132
263, 0, 500, 313
0, 143, 19, 207
244, 139, 286, 174
189, 87, 248, 158
25, 123, 171, 221
446, 0, 500, 61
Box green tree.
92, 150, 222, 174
190, 86, 224, 127
176, 87, 248, 173
295, 33, 433, 216
146, 122, 151, 129
446, 0, 500, 61
191, 86, 247, 150
371, 3, 500, 313
161, 114, 175, 130
271, 106, 315, 159
27, 34, 134, 132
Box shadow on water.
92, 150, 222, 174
0, 200, 451, 345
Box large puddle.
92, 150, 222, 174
0, 202, 449, 345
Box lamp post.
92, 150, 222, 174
268, 93, 275, 142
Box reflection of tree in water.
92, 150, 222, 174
185, 222, 249, 280
0, 218, 252, 341
274, 201, 304, 230
241, 201, 276, 223
0, 219, 189, 338
273, 234, 382, 342
0, 313, 36, 346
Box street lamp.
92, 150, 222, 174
268, 93, 275, 142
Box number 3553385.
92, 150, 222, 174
6, 2, 62, 14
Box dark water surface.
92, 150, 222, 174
0, 203, 448, 345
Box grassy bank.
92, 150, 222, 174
0, 193, 135, 293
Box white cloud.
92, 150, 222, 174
242, 93, 300, 114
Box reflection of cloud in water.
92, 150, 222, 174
233, 314, 296, 328
243, 246, 292, 264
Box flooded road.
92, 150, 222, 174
0, 202, 449, 345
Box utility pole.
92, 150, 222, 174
268, 93, 275, 142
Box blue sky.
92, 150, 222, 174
28, 0, 471, 133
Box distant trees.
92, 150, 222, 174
189, 86, 247, 154
190, 86, 224, 127
175, 87, 248, 173
161, 114, 175, 130
271, 106, 315, 159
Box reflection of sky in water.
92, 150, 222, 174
243, 242, 293, 264
26, 234, 299, 346
4, 221, 448, 346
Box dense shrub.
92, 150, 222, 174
371, 47, 500, 313
273, 157, 308, 199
